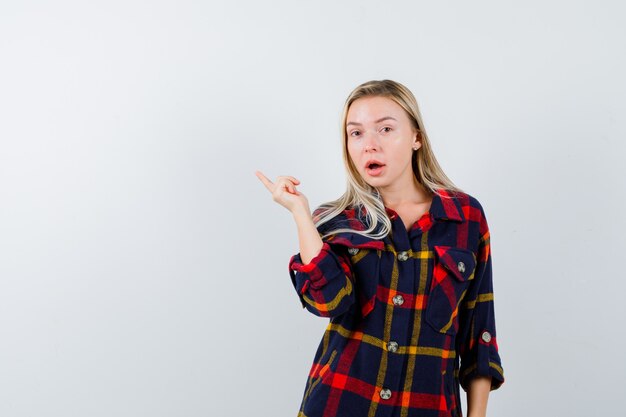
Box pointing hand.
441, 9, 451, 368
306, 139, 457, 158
255, 171, 310, 215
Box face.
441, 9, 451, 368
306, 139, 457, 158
345, 96, 420, 189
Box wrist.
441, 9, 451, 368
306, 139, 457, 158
291, 205, 311, 220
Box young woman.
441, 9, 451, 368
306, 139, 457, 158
256, 79, 504, 417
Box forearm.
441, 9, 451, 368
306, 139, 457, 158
293, 207, 324, 265
288, 208, 355, 318
466, 376, 491, 417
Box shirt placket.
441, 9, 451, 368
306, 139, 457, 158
376, 215, 424, 410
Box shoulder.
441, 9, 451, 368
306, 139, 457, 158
444, 188, 483, 207
445, 189, 488, 221
437, 189, 490, 240
452, 190, 491, 242
312, 205, 369, 233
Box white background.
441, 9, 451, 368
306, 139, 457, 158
1, 1, 625, 416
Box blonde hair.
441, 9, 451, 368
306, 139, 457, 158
314, 79, 464, 240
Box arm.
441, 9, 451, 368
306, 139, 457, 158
466, 376, 491, 417
457, 204, 505, 403
288, 207, 355, 318
255, 172, 354, 317
293, 206, 324, 265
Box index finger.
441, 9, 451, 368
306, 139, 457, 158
255, 170, 274, 192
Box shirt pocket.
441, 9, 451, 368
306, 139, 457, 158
425, 245, 477, 335
346, 247, 381, 318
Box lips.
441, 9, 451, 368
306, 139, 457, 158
364, 159, 386, 177
364, 159, 385, 170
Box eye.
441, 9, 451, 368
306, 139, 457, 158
381, 127, 392, 133
350, 130, 361, 137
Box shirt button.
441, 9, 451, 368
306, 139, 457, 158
392, 295, 404, 306
387, 341, 399, 353
481, 331, 492, 343
348, 247, 360, 255
397, 251, 409, 261
379, 388, 392, 400
457, 261, 466, 273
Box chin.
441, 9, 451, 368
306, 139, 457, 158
364, 178, 389, 188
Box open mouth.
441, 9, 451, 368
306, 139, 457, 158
365, 162, 386, 176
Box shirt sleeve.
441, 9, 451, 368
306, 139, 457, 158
288, 240, 356, 318
457, 205, 505, 392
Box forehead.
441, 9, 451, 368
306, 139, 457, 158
346, 96, 407, 123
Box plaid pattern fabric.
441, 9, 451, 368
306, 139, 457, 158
288, 189, 504, 417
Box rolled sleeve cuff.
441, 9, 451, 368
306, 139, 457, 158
460, 329, 505, 392
288, 242, 341, 306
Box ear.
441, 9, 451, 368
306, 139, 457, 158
413, 130, 422, 149
412, 130, 422, 149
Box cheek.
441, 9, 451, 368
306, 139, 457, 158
384, 153, 408, 174
347, 144, 360, 167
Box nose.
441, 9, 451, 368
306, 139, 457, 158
362, 130, 380, 152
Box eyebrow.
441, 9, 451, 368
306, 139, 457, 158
346, 116, 397, 127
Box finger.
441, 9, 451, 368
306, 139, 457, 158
278, 178, 295, 189
255, 171, 275, 191
285, 175, 300, 184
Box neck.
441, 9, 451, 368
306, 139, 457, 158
379, 176, 432, 208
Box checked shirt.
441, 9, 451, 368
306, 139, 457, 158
288, 189, 504, 417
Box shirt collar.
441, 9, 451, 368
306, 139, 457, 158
324, 188, 465, 249
425, 188, 465, 222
